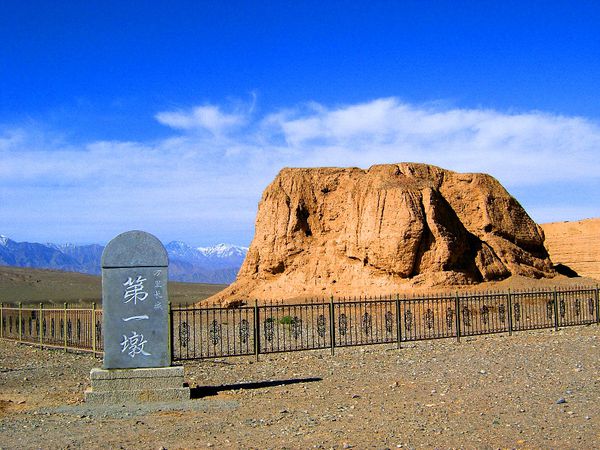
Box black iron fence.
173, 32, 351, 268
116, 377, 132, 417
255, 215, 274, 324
171, 286, 600, 361
1, 286, 599, 360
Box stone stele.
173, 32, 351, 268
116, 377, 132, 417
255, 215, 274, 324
85, 230, 189, 404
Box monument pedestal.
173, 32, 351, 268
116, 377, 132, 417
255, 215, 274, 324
85, 366, 190, 404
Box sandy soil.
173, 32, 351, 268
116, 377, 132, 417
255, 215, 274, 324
0, 266, 227, 307
2, 322, 600, 449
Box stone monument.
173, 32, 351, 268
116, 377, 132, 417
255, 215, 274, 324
85, 230, 190, 403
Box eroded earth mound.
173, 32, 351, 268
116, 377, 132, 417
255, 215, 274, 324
212, 163, 555, 304
541, 218, 600, 281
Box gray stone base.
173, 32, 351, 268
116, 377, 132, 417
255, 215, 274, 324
85, 366, 190, 404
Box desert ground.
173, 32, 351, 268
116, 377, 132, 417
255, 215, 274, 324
2, 323, 599, 449
0, 266, 226, 307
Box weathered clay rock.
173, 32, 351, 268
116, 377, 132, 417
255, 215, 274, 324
211, 163, 555, 304
541, 218, 600, 281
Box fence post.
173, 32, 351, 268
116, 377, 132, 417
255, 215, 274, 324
91, 302, 96, 356
18, 302, 22, 342
395, 294, 401, 349
63, 302, 67, 352
507, 289, 513, 336
39, 302, 43, 348
553, 288, 559, 331
254, 300, 260, 361
596, 285, 600, 325
0, 302, 3, 339
455, 293, 461, 343
329, 295, 335, 356
167, 301, 173, 363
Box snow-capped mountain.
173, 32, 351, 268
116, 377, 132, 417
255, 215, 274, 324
164, 241, 248, 282
197, 243, 248, 259
165, 241, 209, 264
166, 241, 246, 266
0, 235, 247, 284
0, 235, 81, 271
46, 243, 105, 274
166, 241, 247, 260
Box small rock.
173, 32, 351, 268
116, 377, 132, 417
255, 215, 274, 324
343, 444, 352, 449
556, 398, 567, 404
479, 370, 487, 375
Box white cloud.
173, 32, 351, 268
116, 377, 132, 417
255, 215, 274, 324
1, 97, 599, 244
155, 105, 245, 135
261, 99, 600, 186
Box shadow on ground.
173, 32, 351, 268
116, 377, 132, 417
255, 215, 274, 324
191, 377, 322, 399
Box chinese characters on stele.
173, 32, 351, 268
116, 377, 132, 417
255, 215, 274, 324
119, 270, 164, 358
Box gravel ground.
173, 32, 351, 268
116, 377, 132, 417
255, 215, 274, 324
1, 325, 599, 449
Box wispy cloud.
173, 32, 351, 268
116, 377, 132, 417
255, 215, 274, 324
155, 105, 246, 135
1, 98, 599, 244
257, 98, 600, 185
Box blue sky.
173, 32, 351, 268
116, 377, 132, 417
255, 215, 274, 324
1, 1, 599, 246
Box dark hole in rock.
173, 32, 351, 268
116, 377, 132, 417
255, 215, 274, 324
553, 263, 579, 278
294, 204, 312, 237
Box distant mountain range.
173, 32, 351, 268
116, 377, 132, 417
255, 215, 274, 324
0, 235, 248, 284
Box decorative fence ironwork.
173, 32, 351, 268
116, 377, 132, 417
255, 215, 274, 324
171, 286, 600, 361
1, 286, 599, 360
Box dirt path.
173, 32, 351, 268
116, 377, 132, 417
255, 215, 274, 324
1, 325, 599, 449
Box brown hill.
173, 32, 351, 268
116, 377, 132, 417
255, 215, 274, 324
0, 266, 227, 306
541, 218, 600, 281
211, 163, 556, 304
